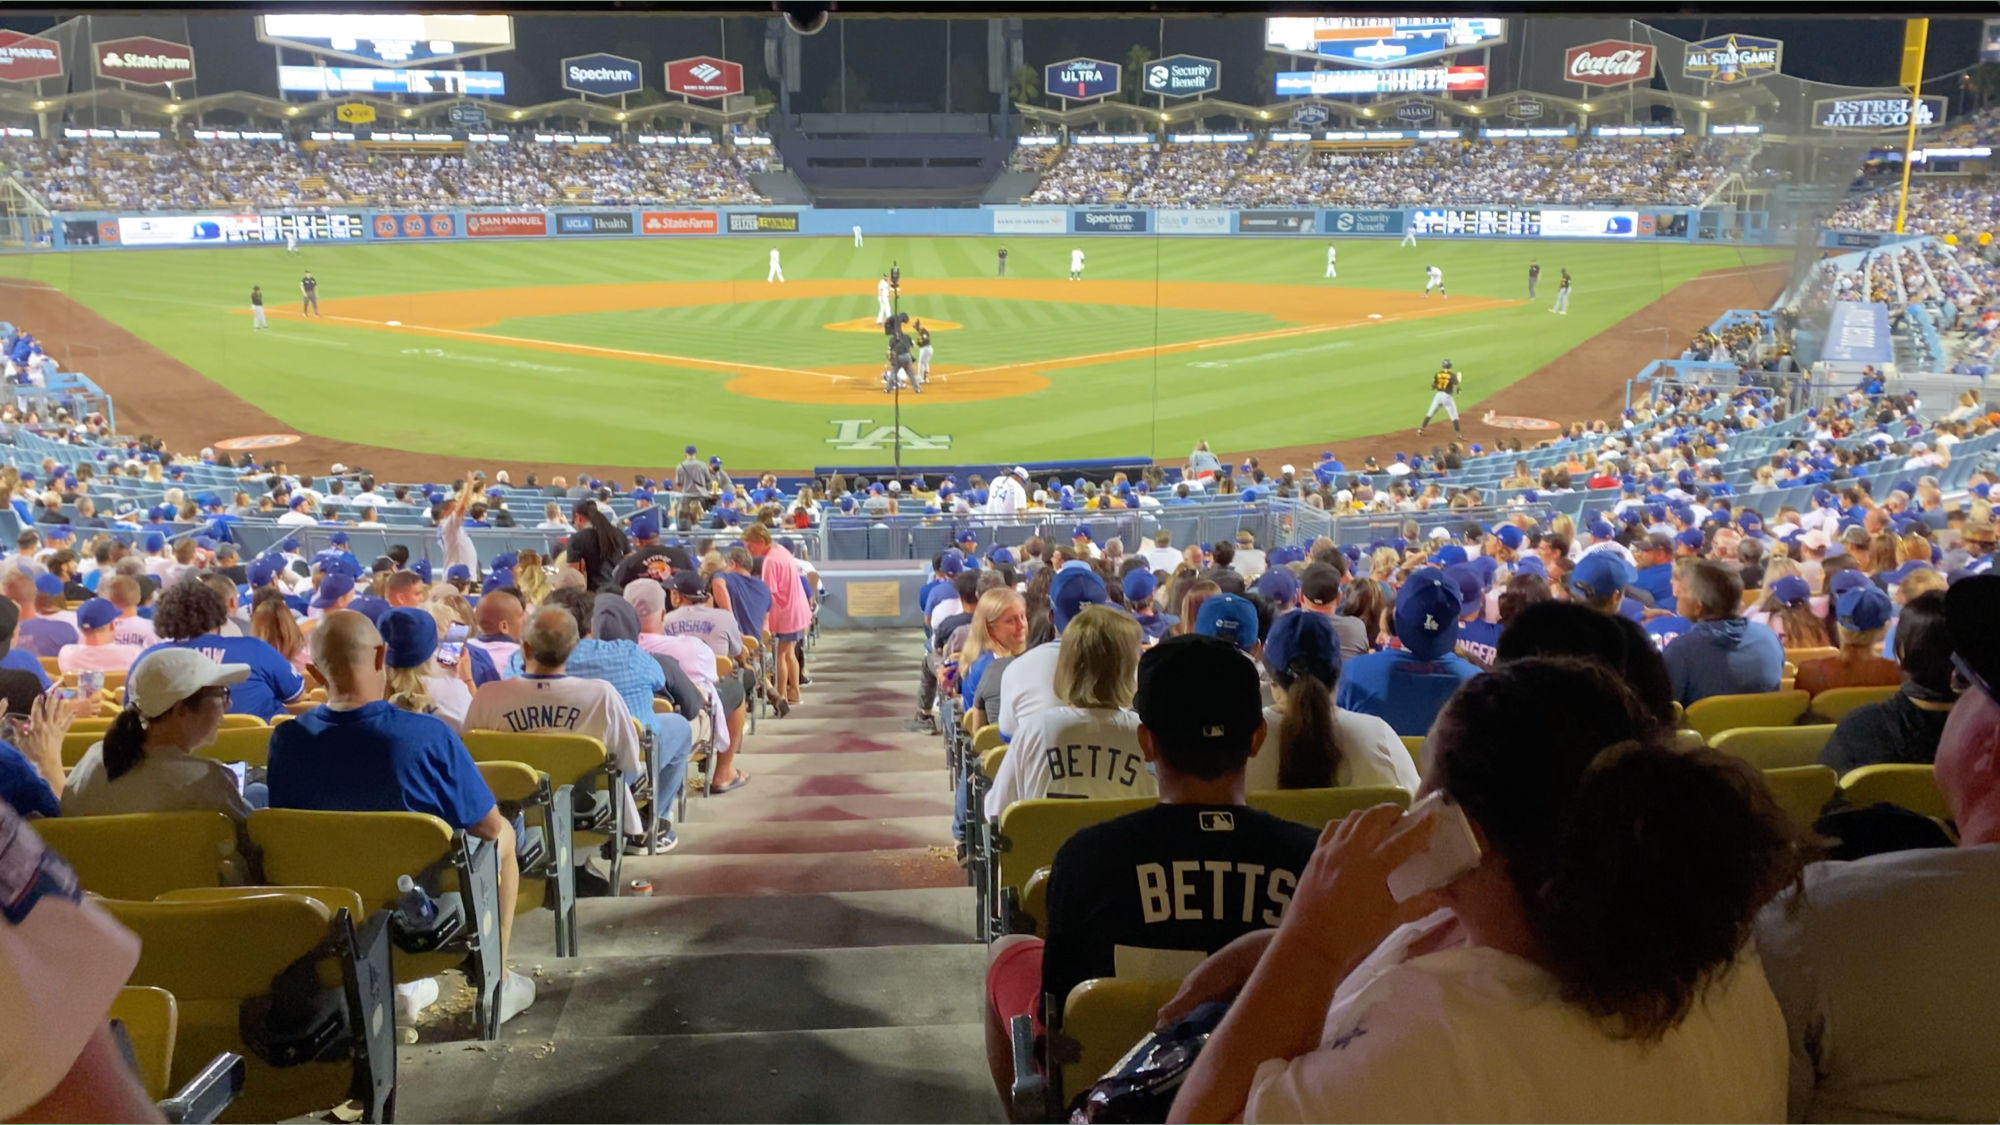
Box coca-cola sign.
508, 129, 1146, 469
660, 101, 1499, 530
1564, 40, 1655, 88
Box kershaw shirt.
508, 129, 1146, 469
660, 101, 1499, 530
661, 605, 744, 660
1040, 803, 1317, 1016
129, 635, 304, 721
985, 705, 1152, 818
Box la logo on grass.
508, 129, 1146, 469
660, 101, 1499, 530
826, 420, 951, 451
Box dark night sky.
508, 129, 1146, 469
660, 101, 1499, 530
9, 13, 1986, 113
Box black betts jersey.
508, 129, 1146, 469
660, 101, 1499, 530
1432, 368, 1461, 395
1041, 804, 1317, 1010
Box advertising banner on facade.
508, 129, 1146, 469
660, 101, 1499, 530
118, 214, 262, 245
665, 55, 742, 100
1563, 40, 1656, 87
991, 209, 1067, 234
1682, 34, 1782, 84
93, 36, 194, 86
1821, 301, 1893, 365
1073, 210, 1149, 233
1323, 209, 1405, 235
372, 213, 457, 238
1539, 209, 1638, 238
1813, 94, 1948, 131
556, 211, 635, 235
1154, 209, 1231, 234
562, 53, 643, 97
641, 211, 718, 235
466, 212, 549, 237
1045, 57, 1120, 100
0, 30, 63, 83
1239, 211, 1317, 234
1142, 54, 1220, 98
727, 211, 799, 233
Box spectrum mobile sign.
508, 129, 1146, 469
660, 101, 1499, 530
562, 53, 642, 97
0, 30, 62, 83
1045, 57, 1119, 101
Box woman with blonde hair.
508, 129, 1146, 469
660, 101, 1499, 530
984, 605, 1147, 814
958, 588, 1029, 729
512, 548, 552, 608
248, 587, 309, 676
1176, 578, 1222, 638
378, 606, 472, 731
1754, 573, 1833, 649
1368, 547, 1400, 583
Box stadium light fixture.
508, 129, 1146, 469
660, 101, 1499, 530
30, 101, 46, 110
286, 107, 299, 115
1699, 100, 1713, 108
1580, 103, 1594, 111
401, 108, 414, 117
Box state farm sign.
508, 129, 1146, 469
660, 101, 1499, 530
664, 55, 742, 100
0, 30, 63, 83
94, 36, 195, 86
1564, 40, 1655, 87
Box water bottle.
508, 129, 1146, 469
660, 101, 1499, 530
395, 874, 437, 926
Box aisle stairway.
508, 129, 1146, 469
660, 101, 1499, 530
397, 630, 1004, 1123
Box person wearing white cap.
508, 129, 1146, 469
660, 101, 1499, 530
62, 647, 255, 820
986, 466, 1027, 517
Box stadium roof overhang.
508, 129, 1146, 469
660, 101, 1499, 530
0, 88, 767, 130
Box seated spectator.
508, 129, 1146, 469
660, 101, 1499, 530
0, 596, 50, 695
10, 571, 77, 658
55, 598, 141, 676
1335, 568, 1479, 735
1821, 591, 1955, 774
914, 569, 981, 734
247, 587, 309, 676
958, 587, 1028, 729
986, 605, 1147, 814
626, 576, 746, 786
1753, 574, 1834, 649
0, 688, 72, 818
469, 587, 526, 673
982, 634, 1319, 1100
131, 579, 304, 720
1495, 601, 1679, 729
1795, 586, 1902, 696
464, 605, 658, 855
62, 648, 252, 820
660, 569, 745, 662
379, 607, 473, 732
1663, 559, 1784, 705
1169, 658, 1803, 1122
101, 574, 158, 648
267, 610, 533, 1023
1756, 574, 2000, 1122
1255, 609, 1418, 793
998, 565, 1111, 742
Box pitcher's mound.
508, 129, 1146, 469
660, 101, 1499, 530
823, 317, 962, 333
727, 364, 1047, 404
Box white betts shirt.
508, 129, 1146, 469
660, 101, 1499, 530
985, 704, 1153, 818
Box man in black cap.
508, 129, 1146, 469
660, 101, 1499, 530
1755, 573, 2000, 1122
979, 634, 1318, 1099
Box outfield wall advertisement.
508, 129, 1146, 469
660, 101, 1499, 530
43, 203, 1746, 250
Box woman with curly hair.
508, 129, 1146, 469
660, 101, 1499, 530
144, 578, 305, 720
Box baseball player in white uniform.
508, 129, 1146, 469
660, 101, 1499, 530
875, 275, 893, 324
1401, 222, 1418, 248
767, 247, 784, 283
1325, 243, 1337, 279
1417, 360, 1463, 437
852, 224, 863, 247
1423, 264, 1447, 298
1070, 248, 1085, 281
285, 230, 299, 254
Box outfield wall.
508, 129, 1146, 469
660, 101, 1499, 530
40, 203, 1772, 251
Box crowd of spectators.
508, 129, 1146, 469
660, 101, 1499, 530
1827, 184, 2000, 243
0, 135, 771, 211
1024, 135, 1749, 207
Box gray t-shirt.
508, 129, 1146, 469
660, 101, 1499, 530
974, 654, 1016, 724
1755, 843, 2000, 1123
660, 605, 744, 659
1329, 613, 1371, 658
61, 743, 252, 820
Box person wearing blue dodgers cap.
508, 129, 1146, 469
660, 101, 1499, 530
1254, 609, 1418, 795
1334, 567, 1479, 736
1124, 569, 1176, 643
129, 578, 305, 721
11, 572, 78, 658
1195, 593, 1261, 656
1445, 563, 1501, 666
1568, 551, 1643, 623
56, 597, 142, 677
1794, 585, 1902, 697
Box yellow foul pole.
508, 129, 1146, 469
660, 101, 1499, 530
1894, 18, 1930, 235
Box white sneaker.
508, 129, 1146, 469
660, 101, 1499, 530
394, 976, 440, 1025
498, 968, 537, 1025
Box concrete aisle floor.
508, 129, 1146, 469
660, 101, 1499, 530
396, 630, 1005, 1123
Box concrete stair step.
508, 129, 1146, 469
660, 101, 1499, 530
748, 750, 940, 776
671, 815, 958, 857
396, 1024, 1003, 1124
512, 887, 974, 958
500, 944, 985, 1039
624, 847, 963, 896
743, 731, 941, 754
688, 771, 944, 801
685, 791, 955, 823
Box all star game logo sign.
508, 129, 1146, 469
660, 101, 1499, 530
1682, 34, 1782, 84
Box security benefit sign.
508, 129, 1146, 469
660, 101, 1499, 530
1045, 57, 1119, 101
1141, 55, 1220, 98
1682, 34, 1782, 84
1814, 93, 1948, 132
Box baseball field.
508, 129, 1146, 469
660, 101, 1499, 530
0, 235, 1791, 473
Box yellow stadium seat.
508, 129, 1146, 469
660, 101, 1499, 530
1249, 785, 1412, 829
1839, 763, 1950, 821
217, 714, 269, 729
1683, 690, 1810, 741
462, 729, 624, 895
1019, 867, 1051, 937
981, 745, 1006, 780
249, 808, 506, 1040
1784, 646, 1840, 666
1710, 725, 1836, 770
1760, 766, 1838, 832
38, 655, 59, 676
1398, 735, 1425, 771
199, 726, 275, 769
71, 716, 115, 733
1670, 701, 1685, 726
109, 985, 179, 1101
1809, 684, 1900, 722
1671, 728, 1708, 751
475, 758, 578, 956
34, 811, 244, 899
972, 724, 1002, 754
60, 729, 101, 767
994, 796, 1154, 935
99, 891, 394, 1122
1055, 977, 1187, 1110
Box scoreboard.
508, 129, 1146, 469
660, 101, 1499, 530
1410, 208, 1541, 236
261, 213, 368, 242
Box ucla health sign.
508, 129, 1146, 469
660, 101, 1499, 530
1045, 57, 1119, 101
1141, 54, 1220, 98
1073, 210, 1148, 234
562, 53, 642, 97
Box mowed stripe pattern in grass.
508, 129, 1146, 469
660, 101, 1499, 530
0, 236, 1787, 466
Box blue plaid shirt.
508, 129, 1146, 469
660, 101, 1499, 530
508, 638, 663, 718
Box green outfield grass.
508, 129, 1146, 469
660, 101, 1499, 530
0, 235, 1788, 467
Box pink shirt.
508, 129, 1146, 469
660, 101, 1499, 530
638, 632, 719, 692
760, 543, 812, 634
57, 642, 143, 674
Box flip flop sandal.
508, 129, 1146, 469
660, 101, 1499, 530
711, 773, 753, 795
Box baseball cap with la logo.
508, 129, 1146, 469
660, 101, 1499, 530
1394, 567, 1464, 660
